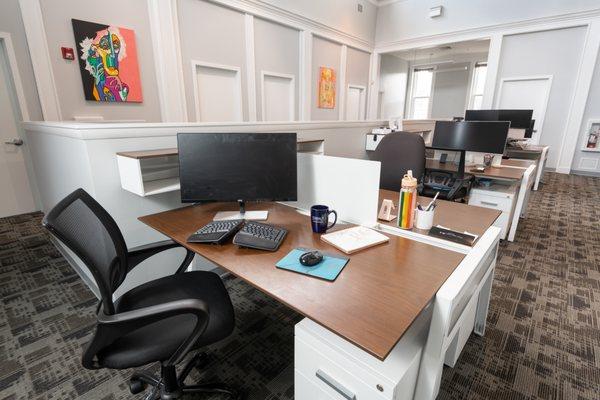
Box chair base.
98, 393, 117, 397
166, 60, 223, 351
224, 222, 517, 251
129, 352, 241, 400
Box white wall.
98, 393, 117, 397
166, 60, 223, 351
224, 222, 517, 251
494, 26, 587, 169
375, 0, 600, 44
311, 36, 342, 120
254, 17, 300, 121
178, 0, 248, 122
38, 0, 162, 121
379, 54, 408, 119
261, 0, 377, 43
0, 0, 43, 120
572, 52, 600, 175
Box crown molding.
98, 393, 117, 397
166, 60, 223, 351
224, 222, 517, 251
375, 8, 600, 53
210, 0, 374, 51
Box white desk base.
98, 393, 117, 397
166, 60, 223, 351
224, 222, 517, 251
294, 225, 501, 400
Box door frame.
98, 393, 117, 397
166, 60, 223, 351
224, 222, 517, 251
0, 32, 30, 121
0, 31, 40, 213
495, 74, 553, 144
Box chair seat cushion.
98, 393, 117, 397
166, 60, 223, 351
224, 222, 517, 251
97, 271, 234, 369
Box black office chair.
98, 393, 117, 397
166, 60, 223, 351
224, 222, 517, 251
42, 189, 239, 399
369, 131, 426, 191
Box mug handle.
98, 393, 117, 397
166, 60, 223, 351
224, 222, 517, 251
327, 210, 337, 230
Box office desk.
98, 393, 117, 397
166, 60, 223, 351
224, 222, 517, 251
140, 200, 464, 360
378, 190, 501, 242
505, 144, 549, 190
425, 158, 535, 242
501, 158, 537, 168
140, 199, 500, 400
426, 159, 526, 181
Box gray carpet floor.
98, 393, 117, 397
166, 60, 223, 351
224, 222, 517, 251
0, 172, 599, 399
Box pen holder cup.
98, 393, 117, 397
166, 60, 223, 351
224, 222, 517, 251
415, 208, 435, 230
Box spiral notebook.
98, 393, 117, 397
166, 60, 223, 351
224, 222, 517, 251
320, 226, 389, 254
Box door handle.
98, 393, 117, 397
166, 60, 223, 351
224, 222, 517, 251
5, 138, 24, 146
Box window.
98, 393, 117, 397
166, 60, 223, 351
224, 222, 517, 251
410, 68, 433, 119
470, 62, 487, 109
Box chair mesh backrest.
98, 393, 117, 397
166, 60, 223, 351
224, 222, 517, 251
43, 189, 128, 314
369, 131, 426, 191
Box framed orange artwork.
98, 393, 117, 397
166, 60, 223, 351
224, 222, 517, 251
318, 67, 336, 109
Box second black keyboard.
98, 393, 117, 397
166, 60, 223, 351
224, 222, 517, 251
233, 221, 287, 251
187, 219, 244, 244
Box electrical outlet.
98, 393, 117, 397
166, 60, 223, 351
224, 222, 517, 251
357, 3, 363, 12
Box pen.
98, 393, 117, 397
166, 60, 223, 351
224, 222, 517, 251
425, 192, 440, 211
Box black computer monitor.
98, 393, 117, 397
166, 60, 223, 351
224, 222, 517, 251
432, 121, 510, 177
177, 132, 298, 215
524, 119, 535, 139
464, 109, 533, 129
433, 121, 510, 154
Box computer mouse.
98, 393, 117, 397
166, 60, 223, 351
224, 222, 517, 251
299, 251, 323, 267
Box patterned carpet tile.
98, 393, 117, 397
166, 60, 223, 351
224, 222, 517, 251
0, 172, 599, 399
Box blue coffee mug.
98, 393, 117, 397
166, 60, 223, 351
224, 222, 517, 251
311, 205, 337, 233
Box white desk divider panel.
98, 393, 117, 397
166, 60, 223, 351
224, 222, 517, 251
414, 226, 501, 400
507, 164, 535, 241
285, 154, 381, 226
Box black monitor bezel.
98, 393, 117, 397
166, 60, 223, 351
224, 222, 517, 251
177, 132, 298, 204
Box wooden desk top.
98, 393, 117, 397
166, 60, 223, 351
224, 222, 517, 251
378, 190, 500, 241
139, 202, 465, 360
501, 159, 536, 168
426, 159, 525, 180
117, 139, 325, 159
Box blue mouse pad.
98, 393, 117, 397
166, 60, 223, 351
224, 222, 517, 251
276, 248, 349, 282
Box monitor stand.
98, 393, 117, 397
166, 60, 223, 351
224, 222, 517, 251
213, 200, 269, 221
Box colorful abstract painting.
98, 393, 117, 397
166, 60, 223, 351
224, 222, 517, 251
318, 67, 336, 109
72, 19, 143, 102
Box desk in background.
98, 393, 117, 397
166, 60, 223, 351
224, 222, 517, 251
425, 159, 535, 242
505, 144, 549, 190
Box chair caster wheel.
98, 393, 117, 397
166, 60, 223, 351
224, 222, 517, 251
129, 378, 147, 394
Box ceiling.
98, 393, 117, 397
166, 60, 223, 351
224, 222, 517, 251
390, 39, 491, 62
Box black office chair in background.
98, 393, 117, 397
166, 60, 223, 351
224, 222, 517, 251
369, 131, 426, 191
42, 189, 240, 399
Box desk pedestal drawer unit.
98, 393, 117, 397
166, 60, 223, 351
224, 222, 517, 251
468, 183, 517, 240
295, 306, 432, 400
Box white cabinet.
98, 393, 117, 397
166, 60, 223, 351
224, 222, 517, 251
366, 133, 386, 151
295, 307, 431, 400
469, 182, 518, 240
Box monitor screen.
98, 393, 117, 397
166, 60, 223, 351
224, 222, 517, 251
432, 121, 510, 154
178, 132, 298, 203
465, 109, 533, 129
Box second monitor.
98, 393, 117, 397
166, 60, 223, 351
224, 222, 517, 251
178, 132, 298, 220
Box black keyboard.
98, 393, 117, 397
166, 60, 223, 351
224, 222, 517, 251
233, 221, 287, 251
187, 219, 244, 244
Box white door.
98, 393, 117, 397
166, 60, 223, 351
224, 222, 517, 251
346, 85, 366, 120
496, 76, 553, 144
0, 48, 35, 217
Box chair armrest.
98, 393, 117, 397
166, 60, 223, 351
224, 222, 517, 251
84, 299, 209, 368
127, 240, 195, 274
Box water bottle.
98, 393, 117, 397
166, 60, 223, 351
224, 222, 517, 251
398, 170, 417, 229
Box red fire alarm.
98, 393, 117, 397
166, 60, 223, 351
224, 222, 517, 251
61, 47, 75, 60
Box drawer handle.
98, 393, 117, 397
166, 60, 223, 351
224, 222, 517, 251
316, 369, 356, 400
480, 201, 499, 207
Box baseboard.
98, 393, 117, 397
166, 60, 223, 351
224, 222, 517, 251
571, 169, 600, 177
